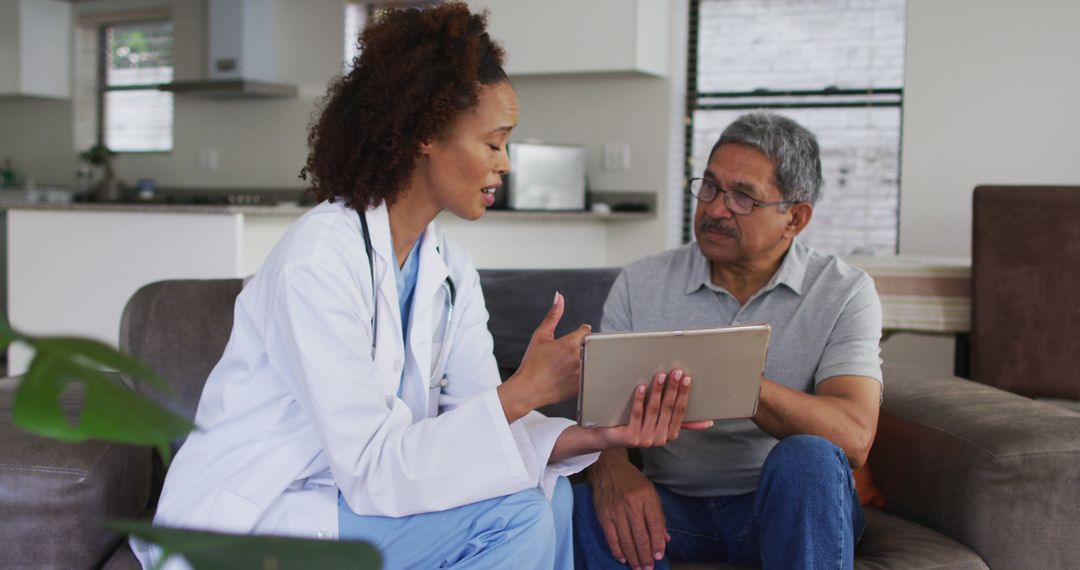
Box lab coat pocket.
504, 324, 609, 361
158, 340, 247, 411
201, 488, 262, 534
257, 485, 340, 540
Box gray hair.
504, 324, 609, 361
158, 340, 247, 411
711, 112, 823, 205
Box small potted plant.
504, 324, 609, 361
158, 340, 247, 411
79, 144, 120, 202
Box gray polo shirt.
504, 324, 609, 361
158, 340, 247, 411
602, 239, 882, 497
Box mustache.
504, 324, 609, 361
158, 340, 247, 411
699, 217, 740, 240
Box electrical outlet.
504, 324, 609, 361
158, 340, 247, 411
198, 148, 219, 172
603, 143, 631, 171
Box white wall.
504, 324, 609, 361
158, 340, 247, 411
900, 0, 1080, 257
0, 0, 18, 94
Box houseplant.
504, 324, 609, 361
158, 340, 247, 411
79, 143, 121, 202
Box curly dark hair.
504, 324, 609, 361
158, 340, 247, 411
301, 2, 508, 210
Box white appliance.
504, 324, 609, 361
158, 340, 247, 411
161, 0, 296, 98
507, 143, 587, 211
208, 0, 275, 82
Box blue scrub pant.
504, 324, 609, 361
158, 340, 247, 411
338, 476, 573, 569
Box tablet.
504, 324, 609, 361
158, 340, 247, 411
577, 324, 770, 427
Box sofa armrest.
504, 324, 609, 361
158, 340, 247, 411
0, 376, 152, 568
871, 365, 1080, 569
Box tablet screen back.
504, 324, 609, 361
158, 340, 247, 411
578, 325, 770, 427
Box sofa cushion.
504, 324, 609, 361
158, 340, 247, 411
119, 278, 244, 451
874, 366, 1080, 569
0, 377, 152, 569
101, 541, 141, 570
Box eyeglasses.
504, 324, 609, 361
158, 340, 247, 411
687, 178, 793, 215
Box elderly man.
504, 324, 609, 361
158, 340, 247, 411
572, 113, 883, 570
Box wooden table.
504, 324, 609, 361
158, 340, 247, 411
845, 255, 972, 376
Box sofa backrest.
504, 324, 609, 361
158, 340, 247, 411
120, 278, 244, 451
972, 185, 1080, 399
118, 268, 622, 446
480, 268, 621, 419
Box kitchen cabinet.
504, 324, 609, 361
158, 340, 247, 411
471, 0, 668, 77
0, 0, 71, 99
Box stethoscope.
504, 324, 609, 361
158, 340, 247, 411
359, 211, 456, 390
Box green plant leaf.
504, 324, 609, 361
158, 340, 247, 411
0, 320, 17, 350
35, 336, 175, 395
11, 347, 194, 465
109, 520, 382, 569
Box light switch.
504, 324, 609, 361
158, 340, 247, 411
603, 143, 631, 171
198, 148, 219, 172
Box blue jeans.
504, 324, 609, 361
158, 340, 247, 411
338, 476, 573, 569
573, 435, 865, 569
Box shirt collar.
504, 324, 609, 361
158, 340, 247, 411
684, 239, 808, 297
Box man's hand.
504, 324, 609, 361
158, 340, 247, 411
590, 451, 669, 568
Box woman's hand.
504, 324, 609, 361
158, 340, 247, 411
597, 369, 713, 449
548, 368, 713, 463
498, 292, 591, 423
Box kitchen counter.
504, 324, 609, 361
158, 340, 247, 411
0, 201, 312, 216
1, 201, 654, 220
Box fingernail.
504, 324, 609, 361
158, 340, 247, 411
672, 369, 683, 381
638, 384, 646, 394
553, 291, 560, 305
618, 559, 626, 565
683, 376, 692, 386
657, 373, 666, 385
655, 551, 664, 560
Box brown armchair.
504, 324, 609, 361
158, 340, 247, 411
972, 185, 1080, 401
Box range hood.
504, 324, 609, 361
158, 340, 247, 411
160, 0, 297, 99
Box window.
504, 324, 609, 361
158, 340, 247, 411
344, 3, 367, 67
98, 19, 174, 153
345, 2, 440, 69
684, 0, 906, 255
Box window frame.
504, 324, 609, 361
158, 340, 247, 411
95, 17, 175, 155
680, 0, 905, 250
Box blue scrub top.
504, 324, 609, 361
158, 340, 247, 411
392, 234, 423, 395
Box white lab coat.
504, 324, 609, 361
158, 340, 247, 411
135, 200, 596, 567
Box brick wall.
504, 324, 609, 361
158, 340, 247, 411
690, 0, 905, 255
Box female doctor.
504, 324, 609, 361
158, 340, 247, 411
140, 4, 709, 569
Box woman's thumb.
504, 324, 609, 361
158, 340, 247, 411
534, 291, 565, 340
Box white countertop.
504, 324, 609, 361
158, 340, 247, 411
3, 201, 654, 220
1, 201, 312, 216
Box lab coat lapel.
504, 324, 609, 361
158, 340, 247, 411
410, 222, 450, 417
361, 203, 404, 397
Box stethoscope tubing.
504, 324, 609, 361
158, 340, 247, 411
359, 211, 456, 390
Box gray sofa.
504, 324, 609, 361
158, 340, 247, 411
4, 269, 1080, 569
